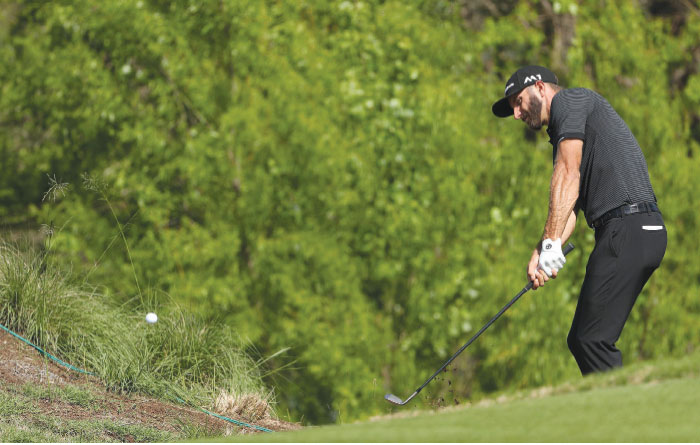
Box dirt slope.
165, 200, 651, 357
0, 329, 300, 441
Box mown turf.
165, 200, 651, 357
208, 375, 700, 442
0, 385, 177, 442
21, 383, 100, 410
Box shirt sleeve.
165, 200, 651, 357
550, 88, 590, 147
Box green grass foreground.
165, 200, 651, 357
213, 377, 700, 442
206, 356, 700, 443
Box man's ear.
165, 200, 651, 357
535, 80, 546, 97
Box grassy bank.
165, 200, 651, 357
0, 242, 271, 418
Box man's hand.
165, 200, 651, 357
527, 248, 554, 290
538, 238, 566, 277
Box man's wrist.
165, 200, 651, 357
541, 238, 562, 249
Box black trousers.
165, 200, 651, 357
567, 211, 667, 375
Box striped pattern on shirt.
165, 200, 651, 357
546, 88, 657, 226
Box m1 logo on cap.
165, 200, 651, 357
524, 74, 542, 83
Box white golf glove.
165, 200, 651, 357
538, 238, 566, 277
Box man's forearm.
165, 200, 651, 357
561, 210, 577, 243
543, 158, 580, 240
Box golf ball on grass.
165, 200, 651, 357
145, 312, 158, 324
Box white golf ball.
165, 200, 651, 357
145, 312, 158, 324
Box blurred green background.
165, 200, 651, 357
1, 0, 699, 425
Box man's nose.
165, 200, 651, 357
513, 106, 521, 120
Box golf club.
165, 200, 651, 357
385, 242, 575, 406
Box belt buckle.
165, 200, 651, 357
629, 203, 639, 213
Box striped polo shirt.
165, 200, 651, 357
546, 88, 657, 226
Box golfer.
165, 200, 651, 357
491, 65, 667, 375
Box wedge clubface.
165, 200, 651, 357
385, 242, 575, 406
384, 391, 418, 406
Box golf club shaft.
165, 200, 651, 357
411, 242, 575, 397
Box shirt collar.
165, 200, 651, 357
546, 125, 555, 146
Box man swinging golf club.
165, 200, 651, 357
492, 66, 667, 375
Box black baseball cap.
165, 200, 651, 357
492, 65, 558, 117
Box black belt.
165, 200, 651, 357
591, 202, 660, 228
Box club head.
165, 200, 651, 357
384, 393, 405, 405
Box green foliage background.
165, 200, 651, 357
1, 0, 699, 424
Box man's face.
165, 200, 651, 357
509, 86, 543, 130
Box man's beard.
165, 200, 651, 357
522, 91, 543, 130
